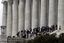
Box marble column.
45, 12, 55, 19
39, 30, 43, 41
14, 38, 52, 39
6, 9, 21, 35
18, 0, 25, 31
32, 0, 38, 29
49, 0, 57, 27
12, 0, 18, 36
25, 0, 31, 30
40, 0, 47, 27
7, 0, 12, 36
58, 0, 64, 30
2, 1, 7, 35
2, 1, 7, 27
39, 0, 41, 27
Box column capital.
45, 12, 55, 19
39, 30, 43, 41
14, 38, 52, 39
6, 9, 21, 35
19, 0, 25, 2
13, 0, 19, 4
8, 0, 13, 4
2, 1, 7, 5
13, 0, 18, 2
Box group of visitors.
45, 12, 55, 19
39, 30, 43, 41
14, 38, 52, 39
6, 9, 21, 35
16, 25, 58, 38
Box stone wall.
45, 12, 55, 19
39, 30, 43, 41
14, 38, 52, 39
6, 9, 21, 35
0, 35, 29, 43
0, 35, 7, 43
7, 38, 25, 43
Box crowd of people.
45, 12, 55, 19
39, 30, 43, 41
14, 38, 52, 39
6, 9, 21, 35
16, 25, 58, 38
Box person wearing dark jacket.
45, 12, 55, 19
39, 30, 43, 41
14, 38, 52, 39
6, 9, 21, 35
16, 32, 20, 37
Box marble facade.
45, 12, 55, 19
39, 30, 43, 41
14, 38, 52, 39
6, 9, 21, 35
2, 0, 64, 37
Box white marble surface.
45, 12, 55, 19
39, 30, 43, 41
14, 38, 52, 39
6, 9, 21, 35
58, 0, 64, 30
18, 0, 25, 31
50, 30, 64, 36
32, 0, 38, 29
40, 0, 47, 27
25, 0, 31, 30
49, 0, 57, 27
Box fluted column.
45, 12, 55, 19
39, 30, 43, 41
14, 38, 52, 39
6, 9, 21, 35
12, 0, 18, 36
2, 1, 7, 35
58, 0, 64, 30
2, 1, 7, 27
40, 0, 47, 27
25, 0, 31, 30
39, 0, 41, 27
18, 0, 25, 31
7, 0, 12, 36
49, 0, 57, 27
32, 0, 38, 29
